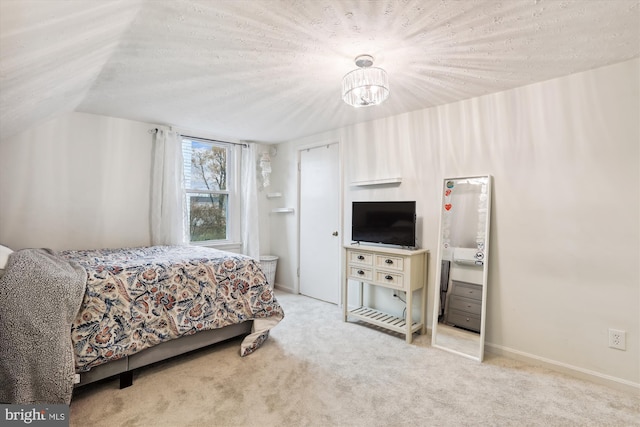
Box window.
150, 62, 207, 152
182, 137, 240, 245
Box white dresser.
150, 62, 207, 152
343, 245, 428, 343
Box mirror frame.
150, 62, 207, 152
431, 175, 492, 362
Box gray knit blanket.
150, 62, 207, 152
0, 248, 86, 404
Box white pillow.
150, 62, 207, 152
0, 244, 14, 270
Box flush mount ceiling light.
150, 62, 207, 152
342, 54, 389, 107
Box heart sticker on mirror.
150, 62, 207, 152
445, 189, 452, 196
444, 204, 452, 211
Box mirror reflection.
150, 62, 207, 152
432, 176, 491, 361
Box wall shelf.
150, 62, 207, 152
271, 208, 294, 213
266, 192, 282, 198
350, 177, 402, 187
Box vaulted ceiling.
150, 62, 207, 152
1, 0, 638, 142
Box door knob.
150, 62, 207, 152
332, 231, 338, 236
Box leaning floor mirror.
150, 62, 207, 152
431, 175, 492, 361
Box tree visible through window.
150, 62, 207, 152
182, 138, 230, 242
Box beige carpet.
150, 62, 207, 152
70, 291, 639, 427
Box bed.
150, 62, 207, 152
0, 245, 284, 405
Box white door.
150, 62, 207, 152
299, 143, 340, 304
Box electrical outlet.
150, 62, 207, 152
608, 329, 626, 350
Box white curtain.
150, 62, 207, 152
150, 129, 186, 246
240, 143, 260, 259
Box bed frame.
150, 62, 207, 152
76, 321, 252, 389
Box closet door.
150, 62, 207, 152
299, 143, 340, 304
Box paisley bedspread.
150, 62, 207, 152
59, 246, 284, 372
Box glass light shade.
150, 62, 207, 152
342, 67, 389, 107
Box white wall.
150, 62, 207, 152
0, 112, 154, 250
264, 144, 300, 293
0, 112, 273, 256
267, 59, 639, 388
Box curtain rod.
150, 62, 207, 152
149, 128, 248, 148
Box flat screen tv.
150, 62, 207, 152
351, 201, 416, 248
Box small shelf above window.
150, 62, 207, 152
271, 208, 294, 213
350, 177, 402, 187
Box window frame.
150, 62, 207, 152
181, 136, 241, 250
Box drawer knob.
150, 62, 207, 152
385, 275, 393, 280
357, 255, 365, 260
385, 259, 393, 264
357, 270, 364, 275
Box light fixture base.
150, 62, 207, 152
354, 54, 374, 68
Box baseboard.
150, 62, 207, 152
485, 342, 640, 395
274, 283, 295, 294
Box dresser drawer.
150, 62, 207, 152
451, 281, 482, 301
348, 251, 374, 265
448, 295, 482, 316
374, 271, 404, 289
447, 308, 481, 333
348, 266, 373, 281
374, 255, 404, 272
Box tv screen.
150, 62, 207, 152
352, 201, 416, 248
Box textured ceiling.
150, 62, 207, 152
1, 0, 639, 142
